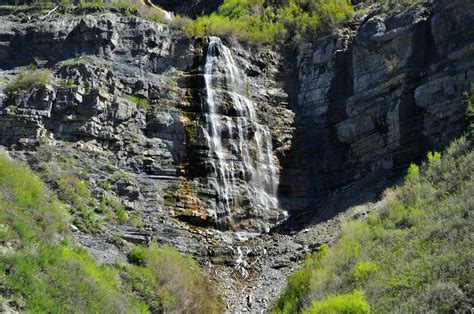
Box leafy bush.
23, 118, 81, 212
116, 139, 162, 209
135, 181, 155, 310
128, 245, 148, 266
273, 136, 474, 312
351, 261, 379, 283
123, 244, 222, 313
273, 246, 327, 314
4, 69, 50, 93
304, 290, 370, 314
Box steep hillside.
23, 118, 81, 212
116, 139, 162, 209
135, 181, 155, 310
0, 152, 221, 313
274, 134, 473, 312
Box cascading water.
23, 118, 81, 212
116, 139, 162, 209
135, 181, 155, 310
201, 37, 279, 229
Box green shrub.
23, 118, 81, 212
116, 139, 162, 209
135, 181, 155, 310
406, 162, 419, 180
128, 245, 148, 266
98, 179, 113, 191
4, 69, 51, 93
75, 205, 104, 234
273, 245, 327, 313
0, 154, 68, 245
123, 244, 222, 313
115, 206, 129, 223
56, 175, 89, 204
304, 290, 370, 314
352, 261, 379, 283
427, 151, 441, 164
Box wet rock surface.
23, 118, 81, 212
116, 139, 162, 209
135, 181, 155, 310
0, 1, 473, 312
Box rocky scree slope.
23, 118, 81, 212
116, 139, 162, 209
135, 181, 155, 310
0, 0, 473, 312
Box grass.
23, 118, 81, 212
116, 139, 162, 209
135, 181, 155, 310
4, 69, 50, 94
124, 95, 149, 110
273, 135, 474, 313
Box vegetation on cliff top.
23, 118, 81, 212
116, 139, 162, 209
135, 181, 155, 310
1, 0, 432, 44
273, 104, 474, 313
4, 69, 50, 93
0, 153, 221, 313
184, 0, 354, 43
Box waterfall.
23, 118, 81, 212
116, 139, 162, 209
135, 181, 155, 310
202, 37, 279, 229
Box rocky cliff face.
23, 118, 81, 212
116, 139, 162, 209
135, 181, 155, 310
0, 12, 293, 233
280, 0, 473, 212
0, 0, 472, 312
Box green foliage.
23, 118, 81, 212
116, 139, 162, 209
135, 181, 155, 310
0, 245, 139, 313
128, 245, 148, 266
98, 178, 113, 191
186, 0, 353, 43
56, 175, 89, 204
351, 261, 378, 283
4, 69, 50, 94
60, 78, 76, 87
115, 206, 129, 223
103, 160, 115, 173
76, 205, 104, 233
427, 151, 441, 164
406, 162, 419, 180
54, 173, 103, 233
123, 244, 222, 313
464, 83, 474, 140
273, 245, 327, 313
304, 290, 370, 314
274, 136, 474, 312
124, 95, 149, 110
0, 154, 145, 313
0, 154, 68, 245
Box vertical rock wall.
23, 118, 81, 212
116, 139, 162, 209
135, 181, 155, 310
280, 0, 474, 212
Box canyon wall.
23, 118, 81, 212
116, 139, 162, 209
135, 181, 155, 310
0, 1, 473, 311
280, 0, 473, 211
0, 1, 472, 227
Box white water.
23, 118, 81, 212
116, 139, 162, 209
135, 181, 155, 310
202, 37, 279, 228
